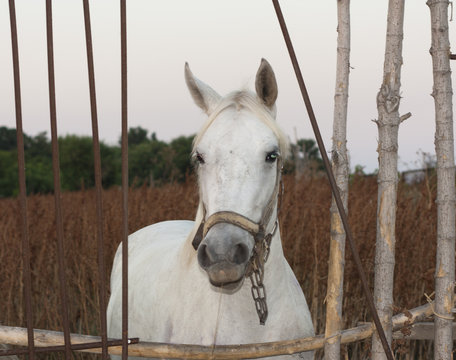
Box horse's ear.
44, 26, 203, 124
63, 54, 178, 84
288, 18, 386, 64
185, 63, 221, 115
255, 59, 278, 110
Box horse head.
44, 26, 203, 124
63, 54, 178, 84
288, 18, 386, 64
185, 59, 288, 292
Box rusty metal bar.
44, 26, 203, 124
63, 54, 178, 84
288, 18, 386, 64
120, 0, 129, 359
82, 0, 109, 358
0, 338, 139, 356
45, 0, 72, 358
271, 1, 394, 359
8, 1, 36, 358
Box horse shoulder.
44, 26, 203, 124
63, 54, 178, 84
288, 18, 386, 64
107, 220, 195, 338
265, 261, 314, 339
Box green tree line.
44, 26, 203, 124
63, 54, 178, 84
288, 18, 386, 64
0, 126, 323, 198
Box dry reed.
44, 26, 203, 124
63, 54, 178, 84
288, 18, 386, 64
0, 174, 437, 359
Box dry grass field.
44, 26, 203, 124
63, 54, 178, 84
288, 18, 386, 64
0, 173, 438, 359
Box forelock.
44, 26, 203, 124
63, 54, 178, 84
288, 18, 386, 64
192, 91, 289, 157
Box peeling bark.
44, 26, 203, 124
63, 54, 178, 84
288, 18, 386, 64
324, 1, 350, 359
427, 1, 456, 359
372, 0, 406, 359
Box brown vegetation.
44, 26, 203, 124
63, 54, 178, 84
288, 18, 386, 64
0, 173, 437, 359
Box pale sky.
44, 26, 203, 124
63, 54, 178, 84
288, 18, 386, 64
0, 1, 454, 173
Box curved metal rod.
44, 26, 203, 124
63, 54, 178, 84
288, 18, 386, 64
45, 0, 72, 358
271, 1, 394, 359
82, 0, 109, 358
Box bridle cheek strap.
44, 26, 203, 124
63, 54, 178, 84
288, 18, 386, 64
191, 159, 282, 251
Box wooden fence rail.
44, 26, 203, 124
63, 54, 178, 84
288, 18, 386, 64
0, 302, 436, 359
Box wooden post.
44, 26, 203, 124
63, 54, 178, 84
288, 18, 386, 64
372, 0, 407, 358
324, 0, 350, 359
427, 1, 456, 359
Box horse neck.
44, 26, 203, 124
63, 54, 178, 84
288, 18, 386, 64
264, 210, 287, 274
178, 201, 205, 267
262, 166, 285, 269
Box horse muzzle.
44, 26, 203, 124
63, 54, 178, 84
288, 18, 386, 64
197, 224, 252, 288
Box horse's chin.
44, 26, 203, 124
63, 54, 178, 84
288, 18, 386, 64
204, 261, 247, 293
209, 276, 245, 293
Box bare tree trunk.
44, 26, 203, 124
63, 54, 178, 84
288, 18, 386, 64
427, 1, 456, 359
372, 0, 406, 358
324, 0, 350, 359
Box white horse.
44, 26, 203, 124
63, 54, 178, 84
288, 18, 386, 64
107, 59, 314, 359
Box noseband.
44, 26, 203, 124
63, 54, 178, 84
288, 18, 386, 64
192, 159, 283, 325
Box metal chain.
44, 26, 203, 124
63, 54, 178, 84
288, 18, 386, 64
246, 176, 282, 325
249, 244, 268, 325
247, 220, 278, 325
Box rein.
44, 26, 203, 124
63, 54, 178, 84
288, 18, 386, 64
192, 159, 284, 325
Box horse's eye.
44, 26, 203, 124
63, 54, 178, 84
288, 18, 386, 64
265, 151, 279, 163
194, 152, 205, 165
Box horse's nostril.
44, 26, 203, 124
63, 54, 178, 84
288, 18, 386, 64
197, 244, 212, 269
230, 243, 250, 265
